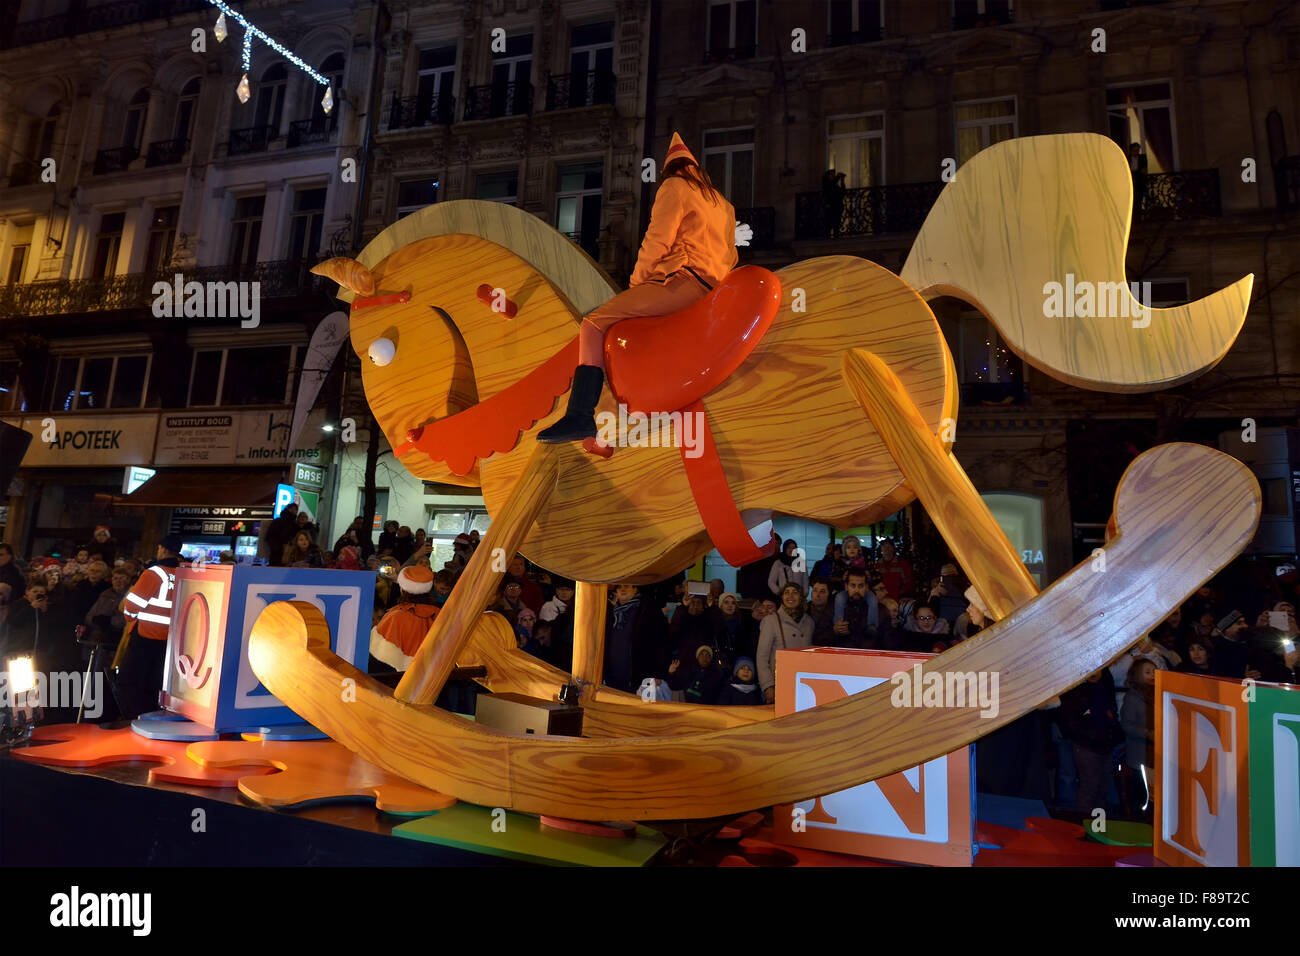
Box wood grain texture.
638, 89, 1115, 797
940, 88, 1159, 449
900, 133, 1253, 392
454, 612, 773, 735
842, 348, 1038, 618
394, 442, 559, 705
249, 443, 1259, 820
572, 581, 607, 701
477, 255, 953, 582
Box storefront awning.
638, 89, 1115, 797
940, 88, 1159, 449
120, 468, 285, 507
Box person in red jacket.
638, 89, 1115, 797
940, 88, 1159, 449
117, 535, 183, 718
369, 565, 439, 672
539, 132, 742, 442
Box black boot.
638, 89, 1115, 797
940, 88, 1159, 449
538, 365, 604, 443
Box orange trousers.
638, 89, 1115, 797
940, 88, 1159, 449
579, 272, 709, 366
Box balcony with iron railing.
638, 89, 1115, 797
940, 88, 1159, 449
93, 145, 139, 175
228, 125, 276, 157
545, 70, 616, 111
795, 181, 945, 240
563, 231, 600, 260
387, 93, 456, 130
463, 82, 533, 121
287, 116, 338, 148
703, 44, 757, 64
145, 138, 190, 167
0, 259, 331, 319
734, 206, 776, 248
2, 0, 206, 49
827, 27, 883, 46
1135, 169, 1222, 220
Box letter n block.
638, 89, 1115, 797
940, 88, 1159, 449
770, 647, 975, 866
1154, 670, 1251, 866
161, 565, 374, 732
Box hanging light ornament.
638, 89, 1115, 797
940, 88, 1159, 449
206, 1, 332, 110
236, 73, 251, 103
236, 28, 252, 103
321, 85, 334, 115
214, 11, 227, 42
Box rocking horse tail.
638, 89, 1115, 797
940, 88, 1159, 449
900, 132, 1252, 394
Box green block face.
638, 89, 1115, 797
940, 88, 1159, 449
1247, 685, 1300, 867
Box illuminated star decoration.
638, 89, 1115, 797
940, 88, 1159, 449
206, 0, 333, 114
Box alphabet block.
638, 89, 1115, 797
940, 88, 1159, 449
771, 647, 975, 866
161, 565, 373, 733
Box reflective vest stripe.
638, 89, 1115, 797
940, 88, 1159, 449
136, 611, 172, 626
124, 592, 149, 608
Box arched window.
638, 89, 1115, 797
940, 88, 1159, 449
309, 52, 345, 126
122, 87, 149, 154
174, 76, 200, 142
35, 105, 59, 161
254, 63, 287, 132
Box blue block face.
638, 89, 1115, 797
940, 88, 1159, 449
214, 566, 374, 732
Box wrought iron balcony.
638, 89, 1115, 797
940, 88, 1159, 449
387, 93, 456, 130
827, 27, 882, 46
0, 259, 330, 319
952, 1, 1014, 29
3, 0, 206, 49
545, 70, 616, 111
1135, 169, 1221, 220
795, 181, 945, 240
145, 138, 189, 167
463, 82, 532, 121
703, 44, 758, 64
228, 125, 276, 156
563, 230, 600, 259
93, 145, 139, 175
6, 161, 40, 187
287, 116, 337, 148
1275, 156, 1300, 211
734, 206, 776, 248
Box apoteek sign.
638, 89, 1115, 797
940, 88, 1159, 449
17, 415, 158, 468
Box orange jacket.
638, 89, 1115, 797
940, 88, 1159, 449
122, 563, 176, 640
630, 175, 738, 289
369, 602, 438, 671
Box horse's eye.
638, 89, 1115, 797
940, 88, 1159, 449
368, 337, 396, 366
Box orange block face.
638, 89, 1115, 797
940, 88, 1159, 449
771, 648, 974, 866
1154, 670, 1251, 866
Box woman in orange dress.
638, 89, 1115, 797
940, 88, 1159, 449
539, 132, 742, 442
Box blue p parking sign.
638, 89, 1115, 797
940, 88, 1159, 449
274, 483, 295, 518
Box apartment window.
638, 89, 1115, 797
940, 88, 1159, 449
555, 162, 603, 258
427, 508, 491, 570
122, 88, 149, 153
6, 245, 28, 285
828, 114, 884, 187
416, 45, 456, 122
828, 0, 883, 44
955, 97, 1017, 165
476, 170, 519, 205
46, 354, 152, 411
958, 315, 1021, 386
396, 179, 439, 219
1107, 82, 1177, 174
144, 206, 179, 274
569, 22, 613, 75
703, 128, 754, 207
0, 360, 20, 412
254, 63, 288, 133
91, 212, 125, 279
287, 188, 326, 261
228, 195, 265, 269
174, 77, 200, 142
708, 1, 757, 59
188, 344, 298, 407
359, 488, 390, 532
953, 0, 1013, 29
492, 33, 532, 87
1147, 278, 1190, 307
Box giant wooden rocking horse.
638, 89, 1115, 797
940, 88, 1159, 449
248, 134, 1260, 820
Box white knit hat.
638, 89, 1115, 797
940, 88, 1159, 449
397, 565, 434, 594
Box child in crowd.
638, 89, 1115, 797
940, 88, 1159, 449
716, 656, 764, 706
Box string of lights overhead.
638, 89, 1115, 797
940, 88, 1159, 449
207, 0, 333, 114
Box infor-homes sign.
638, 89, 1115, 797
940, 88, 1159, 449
18, 415, 158, 468
154, 409, 325, 467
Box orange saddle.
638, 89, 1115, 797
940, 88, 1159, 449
605, 266, 783, 415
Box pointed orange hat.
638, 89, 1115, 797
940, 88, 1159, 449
664, 131, 698, 169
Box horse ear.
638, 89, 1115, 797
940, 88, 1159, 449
311, 257, 376, 297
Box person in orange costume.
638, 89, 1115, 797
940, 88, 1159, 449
369, 564, 439, 672
539, 131, 743, 442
